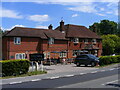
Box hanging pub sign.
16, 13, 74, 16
29, 53, 44, 61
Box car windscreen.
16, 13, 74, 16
88, 54, 98, 59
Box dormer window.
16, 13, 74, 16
48, 37, 54, 44
73, 38, 79, 43
92, 39, 96, 44
14, 37, 21, 45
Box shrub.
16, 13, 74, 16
0, 59, 30, 77
99, 55, 120, 66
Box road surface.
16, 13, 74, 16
2, 66, 120, 89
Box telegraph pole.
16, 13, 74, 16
0, 27, 2, 60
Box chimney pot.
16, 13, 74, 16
48, 24, 53, 30
60, 20, 64, 32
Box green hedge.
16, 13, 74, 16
99, 55, 120, 66
0, 59, 30, 77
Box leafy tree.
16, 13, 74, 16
89, 20, 118, 35
102, 35, 120, 55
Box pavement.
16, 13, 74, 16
1, 63, 119, 85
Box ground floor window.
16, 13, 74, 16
43, 53, 47, 59
73, 50, 78, 57
15, 53, 26, 59
59, 52, 67, 58
94, 50, 98, 56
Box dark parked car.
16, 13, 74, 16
74, 54, 99, 67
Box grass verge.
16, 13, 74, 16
0, 70, 47, 79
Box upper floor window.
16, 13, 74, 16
14, 37, 21, 45
48, 38, 54, 44
92, 39, 96, 44
73, 38, 79, 43
84, 39, 88, 44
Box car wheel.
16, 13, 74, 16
91, 62, 96, 67
85, 64, 88, 67
76, 63, 80, 67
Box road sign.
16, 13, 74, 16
29, 53, 44, 61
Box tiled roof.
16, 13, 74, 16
4, 23, 101, 40
55, 24, 101, 39
4, 27, 67, 40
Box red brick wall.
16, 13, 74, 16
42, 39, 68, 59
3, 37, 68, 60
9, 37, 40, 51
42, 40, 67, 51
3, 37, 41, 60
2, 37, 9, 60
2, 36, 102, 60
67, 39, 102, 58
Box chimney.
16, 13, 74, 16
60, 20, 64, 32
48, 24, 53, 30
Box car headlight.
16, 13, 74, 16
95, 59, 99, 62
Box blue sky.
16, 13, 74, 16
0, 0, 118, 31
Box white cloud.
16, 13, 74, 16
69, 2, 97, 13
28, 14, 49, 22
72, 14, 79, 17
69, 6, 96, 13
0, 8, 23, 19
114, 10, 118, 16
2, 0, 119, 2
100, 8, 105, 11
96, 13, 106, 16
106, 11, 113, 14
36, 25, 48, 29
2, 25, 25, 31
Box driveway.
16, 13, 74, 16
44, 63, 97, 74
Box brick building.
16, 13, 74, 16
2, 20, 102, 60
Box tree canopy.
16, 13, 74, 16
102, 34, 120, 55
89, 20, 118, 35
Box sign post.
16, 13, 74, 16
29, 53, 44, 71
31, 61, 34, 71
40, 60, 43, 71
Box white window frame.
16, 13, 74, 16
14, 37, 21, 45
59, 52, 67, 58
94, 50, 98, 56
15, 53, 25, 59
73, 50, 77, 57
47, 52, 50, 58
48, 38, 54, 44
84, 39, 88, 44
43, 53, 47, 59
92, 39, 96, 44
73, 38, 79, 43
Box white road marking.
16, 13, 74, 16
100, 70, 105, 72
31, 79, 41, 81
80, 73, 86, 75
49, 76, 60, 79
101, 80, 118, 85
63, 75, 74, 77
9, 81, 22, 84
91, 71, 98, 73
109, 68, 115, 71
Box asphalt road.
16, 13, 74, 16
2, 67, 120, 89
